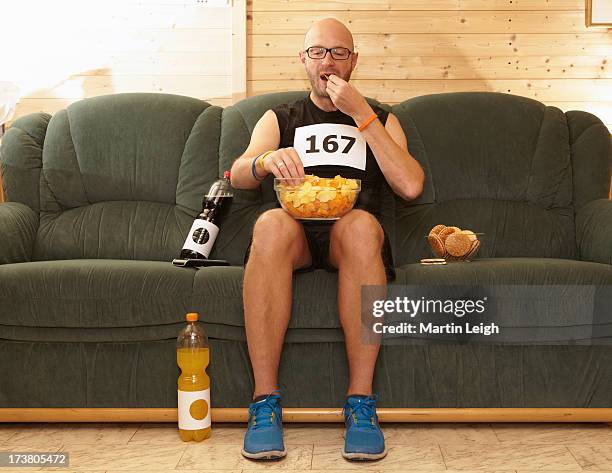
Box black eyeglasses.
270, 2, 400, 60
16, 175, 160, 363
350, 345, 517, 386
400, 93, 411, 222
305, 46, 353, 60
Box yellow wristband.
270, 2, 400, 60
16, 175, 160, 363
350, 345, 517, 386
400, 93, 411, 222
258, 151, 274, 170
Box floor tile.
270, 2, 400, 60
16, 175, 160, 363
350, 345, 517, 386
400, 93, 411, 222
106, 471, 239, 473
283, 423, 343, 446
493, 423, 612, 444
129, 423, 243, 445
4, 423, 138, 448
442, 443, 582, 470
0, 424, 21, 444
568, 445, 612, 470
177, 443, 313, 470
311, 444, 445, 470
41, 444, 186, 470
384, 423, 499, 445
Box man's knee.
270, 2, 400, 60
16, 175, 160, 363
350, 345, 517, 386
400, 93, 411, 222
331, 210, 384, 259
250, 209, 306, 262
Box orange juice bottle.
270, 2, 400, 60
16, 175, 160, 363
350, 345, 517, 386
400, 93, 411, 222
177, 312, 211, 441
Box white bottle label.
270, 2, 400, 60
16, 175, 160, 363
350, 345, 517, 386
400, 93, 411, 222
178, 388, 211, 430
182, 219, 219, 258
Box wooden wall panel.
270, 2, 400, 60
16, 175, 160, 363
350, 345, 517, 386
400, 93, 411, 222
248, 56, 611, 80
247, 2, 612, 132
250, 11, 593, 34
249, 33, 611, 57
6, 1, 245, 125
250, 0, 586, 11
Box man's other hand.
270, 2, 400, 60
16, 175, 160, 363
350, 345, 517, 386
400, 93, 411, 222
325, 75, 373, 124
263, 147, 305, 185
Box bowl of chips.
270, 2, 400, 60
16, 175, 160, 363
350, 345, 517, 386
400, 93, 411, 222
274, 174, 361, 220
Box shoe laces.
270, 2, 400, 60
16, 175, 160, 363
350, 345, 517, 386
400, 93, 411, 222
345, 395, 378, 428
248, 392, 281, 430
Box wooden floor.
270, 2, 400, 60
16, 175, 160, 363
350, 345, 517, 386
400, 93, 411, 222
2, 422, 612, 471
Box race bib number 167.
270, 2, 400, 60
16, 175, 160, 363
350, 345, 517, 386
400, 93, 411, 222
293, 123, 367, 170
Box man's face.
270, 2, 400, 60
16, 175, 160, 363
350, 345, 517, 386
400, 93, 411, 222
299, 29, 357, 99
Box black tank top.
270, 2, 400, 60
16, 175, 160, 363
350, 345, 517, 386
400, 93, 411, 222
272, 95, 389, 218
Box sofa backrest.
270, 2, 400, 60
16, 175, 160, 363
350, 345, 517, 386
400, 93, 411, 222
2, 93, 224, 261
390, 92, 582, 264
2, 91, 609, 266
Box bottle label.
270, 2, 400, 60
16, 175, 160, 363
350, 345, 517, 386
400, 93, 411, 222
182, 219, 219, 258
178, 388, 211, 430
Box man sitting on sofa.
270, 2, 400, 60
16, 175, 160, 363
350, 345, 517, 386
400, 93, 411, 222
230, 18, 424, 461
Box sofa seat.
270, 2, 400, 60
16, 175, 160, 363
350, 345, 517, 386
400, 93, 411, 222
397, 258, 612, 284
1, 258, 610, 345
2, 257, 612, 409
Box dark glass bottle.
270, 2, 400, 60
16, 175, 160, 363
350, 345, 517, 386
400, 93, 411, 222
179, 171, 233, 259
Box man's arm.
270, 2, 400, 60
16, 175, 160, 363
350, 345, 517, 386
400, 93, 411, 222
230, 110, 306, 189
325, 76, 424, 201
359, 111, 425, 201
230, 110, 281, 189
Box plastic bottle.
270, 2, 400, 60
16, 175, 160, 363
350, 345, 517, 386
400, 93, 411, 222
179, 171, 233, 259
177, 312, 211, 441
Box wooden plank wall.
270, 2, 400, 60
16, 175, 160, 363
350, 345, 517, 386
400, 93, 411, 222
246, 0, 612, 131
6, 0, 244, 122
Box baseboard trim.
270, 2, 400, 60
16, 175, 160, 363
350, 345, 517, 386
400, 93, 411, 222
1, 408, 612, 423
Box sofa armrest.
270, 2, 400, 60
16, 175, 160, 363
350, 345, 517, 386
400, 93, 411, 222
576, 198, 612, 265
0, 202, 39, 264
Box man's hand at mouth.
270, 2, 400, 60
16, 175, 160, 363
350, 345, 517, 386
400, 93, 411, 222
325, 74, 374, 125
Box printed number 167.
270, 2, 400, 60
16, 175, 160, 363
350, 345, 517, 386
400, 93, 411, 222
305, 134, 356, 154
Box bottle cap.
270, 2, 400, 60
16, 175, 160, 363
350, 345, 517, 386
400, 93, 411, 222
186, 312, 199, 322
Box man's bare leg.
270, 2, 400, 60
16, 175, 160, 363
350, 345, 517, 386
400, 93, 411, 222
243, 208, 312, 398
328, 209, 386, 396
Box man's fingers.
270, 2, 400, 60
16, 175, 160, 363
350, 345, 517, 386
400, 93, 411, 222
327, 74, 344, 85
287, 148, 305, 180
272, 155, 291, 180
281, 155, 300, 185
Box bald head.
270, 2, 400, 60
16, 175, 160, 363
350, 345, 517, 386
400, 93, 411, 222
303, 18, 354, 51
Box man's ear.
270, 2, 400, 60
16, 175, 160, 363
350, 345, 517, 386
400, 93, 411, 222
351, 51, 359, 73
299, 50, 306, 64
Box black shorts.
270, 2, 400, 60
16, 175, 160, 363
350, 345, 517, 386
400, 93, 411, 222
243, 220, 396, 282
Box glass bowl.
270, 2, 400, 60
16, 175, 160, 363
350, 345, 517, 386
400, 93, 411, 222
274, 176, 361, 220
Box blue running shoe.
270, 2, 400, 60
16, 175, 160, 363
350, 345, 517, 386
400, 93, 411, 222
342, 394, 387, 461
241, 392, 286, 460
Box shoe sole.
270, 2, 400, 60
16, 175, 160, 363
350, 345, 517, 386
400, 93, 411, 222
342, 448, 388, 461
241, 448, 287, 460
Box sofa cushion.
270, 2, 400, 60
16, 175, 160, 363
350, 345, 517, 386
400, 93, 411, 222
393, 198, 575, 266
392, 92, 576, 261
1, 258, 610, 345
34, 94, 224, 261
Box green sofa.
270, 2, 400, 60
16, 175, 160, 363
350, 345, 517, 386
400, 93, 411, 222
0, 91, 610, 409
